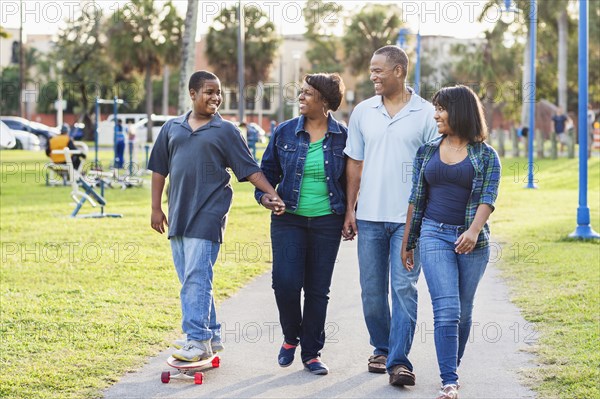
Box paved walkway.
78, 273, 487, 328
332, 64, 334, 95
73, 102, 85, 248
104, 240, 537, 399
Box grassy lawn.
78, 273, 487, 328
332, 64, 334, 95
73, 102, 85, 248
1, 149, 598, 399
0, 150, 273, 399
493, 157, 600, 399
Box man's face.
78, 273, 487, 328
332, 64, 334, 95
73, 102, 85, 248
190, 79, 222, 116
369, 54, 402, 96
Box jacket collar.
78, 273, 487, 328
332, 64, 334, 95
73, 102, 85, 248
294, 114, 343, 136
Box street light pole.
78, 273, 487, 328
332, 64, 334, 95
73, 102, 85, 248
569, 0, 599, 239
525, 0, 537, 189
237, 1, 245, 123
397, 26, 421, 95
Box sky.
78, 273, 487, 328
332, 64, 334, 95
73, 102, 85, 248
1, 0, 499, 40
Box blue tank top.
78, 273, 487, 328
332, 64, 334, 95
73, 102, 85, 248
423, 148, 474, 225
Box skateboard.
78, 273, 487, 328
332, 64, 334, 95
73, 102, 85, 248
161, 354, 220, 385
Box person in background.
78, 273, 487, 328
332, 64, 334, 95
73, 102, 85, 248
46, 123, 85, 170
552, 107, 571, 154
256, 73, 347, 375
402, 85, 501, 399
114, 120, 126, 169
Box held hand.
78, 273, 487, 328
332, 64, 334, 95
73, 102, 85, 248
261, 194, 286, 215
342, 211, 358, 241
151, 209, 168, 234
401, 246, 414, 271
455, 228, 478, 254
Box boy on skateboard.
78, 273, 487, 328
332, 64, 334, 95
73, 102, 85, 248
149, 71, 284, 362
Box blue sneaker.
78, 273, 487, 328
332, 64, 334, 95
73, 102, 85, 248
278, 342, 297, 367
304, 358, 329, 375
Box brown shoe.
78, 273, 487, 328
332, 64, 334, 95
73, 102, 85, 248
367, 354, 387, 374
389, 364, 416, 386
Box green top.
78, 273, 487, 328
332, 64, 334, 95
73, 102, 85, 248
289, 137, 332, 217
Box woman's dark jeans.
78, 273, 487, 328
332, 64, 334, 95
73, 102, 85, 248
270, 212, 344, 363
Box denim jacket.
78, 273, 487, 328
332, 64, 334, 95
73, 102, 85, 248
406, 136, 501, 250
255, 115, 348, 215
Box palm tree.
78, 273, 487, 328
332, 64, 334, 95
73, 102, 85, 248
107, 0, 183, 142
177, 0, 199, 114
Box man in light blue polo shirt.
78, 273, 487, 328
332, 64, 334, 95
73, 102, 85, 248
343, 45, 438, 388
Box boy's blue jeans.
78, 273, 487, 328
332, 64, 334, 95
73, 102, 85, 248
357, 220, 421, 373
419, 218, 489, 386
270, 212, 344, 363
170, 236, 221, 342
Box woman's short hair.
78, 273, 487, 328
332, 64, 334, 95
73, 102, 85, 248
304, 73, 345, 112
432, 85, 488, 142
189, 70, 219, 92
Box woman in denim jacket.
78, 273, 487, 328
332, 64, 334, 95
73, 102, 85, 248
401, 85, 501, 399
255, 73, 347, 375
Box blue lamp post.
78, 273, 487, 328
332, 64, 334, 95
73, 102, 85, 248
397, 27, 421, 95
525, 0, 537, 189
569, 0, 599, 239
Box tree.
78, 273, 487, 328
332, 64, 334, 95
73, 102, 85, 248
0, 25, 9, 38
303, 0, 344, 73
205, 5, 280, 85
177, 0, 199, 114
107, 0, 183, 142
342, 4, 404, 76
51, 12, 115, 139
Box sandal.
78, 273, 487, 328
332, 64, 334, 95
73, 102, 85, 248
388, 364, 416, 386
368, 354, 387, 373
436, 384, 459, 399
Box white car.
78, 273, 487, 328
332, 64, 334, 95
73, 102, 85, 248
0, 121, 41, 151
130, 115, 176, 144
0, 122, 16, 149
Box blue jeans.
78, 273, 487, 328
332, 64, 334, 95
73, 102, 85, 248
357, 220, 421, 373
271, 212, 344, 363
170, 237, 221, 342
419, 218, 489, 386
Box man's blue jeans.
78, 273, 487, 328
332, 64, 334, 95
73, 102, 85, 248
419, 218, 489, 386
271, 212, 344, 363
357, 220, 421, 373
170, 236, 221, 342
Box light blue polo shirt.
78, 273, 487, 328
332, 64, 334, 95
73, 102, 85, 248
344, 91, 439, 223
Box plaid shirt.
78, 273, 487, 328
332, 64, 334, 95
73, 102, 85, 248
406, 136, 501, 250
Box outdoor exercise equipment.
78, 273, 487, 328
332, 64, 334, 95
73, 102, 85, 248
52, 147, 122, 218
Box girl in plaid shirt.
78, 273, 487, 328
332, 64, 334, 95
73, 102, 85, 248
401, 85, 501, 399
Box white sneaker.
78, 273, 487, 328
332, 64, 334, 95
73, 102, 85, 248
172, 339, 213, 362
173, 338, 224, 352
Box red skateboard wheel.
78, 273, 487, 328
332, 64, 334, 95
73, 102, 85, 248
161, 371, 170, 384
194, 372, 204, 385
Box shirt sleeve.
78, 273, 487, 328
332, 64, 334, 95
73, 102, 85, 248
224, 127, 261, 182
479, 146, 501, 211
254, 125, 283, 204
344, 107, 365, 161
147, 123, 170, 177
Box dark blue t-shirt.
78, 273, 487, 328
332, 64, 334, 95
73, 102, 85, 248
552, 114, 568, 134
423, 148, 474, 225
148, 112, 261, 243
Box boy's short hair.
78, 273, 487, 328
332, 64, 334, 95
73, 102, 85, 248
189, 71, 219, 92
374, 45, 409, 78
304, 73, 345, 112
432, 85, 488, 143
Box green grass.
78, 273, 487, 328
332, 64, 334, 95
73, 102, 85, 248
0, 150, 273, 399
493, 157, 600, 399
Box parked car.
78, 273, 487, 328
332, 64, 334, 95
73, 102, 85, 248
0, 121, 42, 151
130, 115, 177, 144
97, 113, 148, 145
0, 116, 59, 148
0, 122, 16, 149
